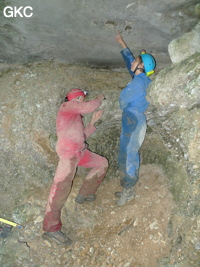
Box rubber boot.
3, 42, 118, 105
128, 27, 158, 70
115, 191, 122, 197
42, 231, 72, 246
75, 194, 96, 204
116, 187, 135, 206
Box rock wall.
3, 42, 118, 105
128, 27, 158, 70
142, 23, 200, 266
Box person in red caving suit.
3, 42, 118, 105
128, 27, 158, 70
42, 89, 108, 245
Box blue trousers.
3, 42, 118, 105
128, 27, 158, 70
118, 108, 147, 188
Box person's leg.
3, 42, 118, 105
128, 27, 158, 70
123, 114, 147, 188
43, 156, 78, 233
118, 126, 129, 183
75, 150, 108, 203
118, 108, 138, 187
117, 110, 147, 205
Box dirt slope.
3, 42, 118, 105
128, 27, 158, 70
1, 164, 175, 267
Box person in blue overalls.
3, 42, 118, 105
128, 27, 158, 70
115, 31, 156, 205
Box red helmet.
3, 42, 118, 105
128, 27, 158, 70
66, 89, 87, 101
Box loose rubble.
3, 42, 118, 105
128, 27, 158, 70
1, 165, 175, 267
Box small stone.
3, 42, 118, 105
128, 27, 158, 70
111, 251, 116, 258
89, 247, 94, 254
133, 218, 138, 227
195, 241, 200, 250
43, 240, 52, 247
193, 165, 199, 169
149, 221, 159, 230
34, 215, 43, 224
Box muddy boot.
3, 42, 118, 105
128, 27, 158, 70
75, 194, 96, 204
114, 191, 122, 197
116, 187, 135, 206
42, 231, 72, 246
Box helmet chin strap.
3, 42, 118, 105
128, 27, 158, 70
132, 62, 145, 77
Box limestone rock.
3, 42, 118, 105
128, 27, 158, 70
168, 22, 200, 64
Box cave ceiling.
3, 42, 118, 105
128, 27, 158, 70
0, 0, 199, 70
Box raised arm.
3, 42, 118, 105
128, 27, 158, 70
115, 31, 135, 77
115, 31, 128, 49
60, 94, 104, 114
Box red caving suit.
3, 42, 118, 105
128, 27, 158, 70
43, 98, 108, 232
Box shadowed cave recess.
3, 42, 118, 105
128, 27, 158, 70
0, 1, 200, 266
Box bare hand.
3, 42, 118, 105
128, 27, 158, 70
115, 31, 127, 48
115, 31, 123, 43
91, 110, 104, 125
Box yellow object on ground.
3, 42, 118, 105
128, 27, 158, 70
0, 218, 23, 228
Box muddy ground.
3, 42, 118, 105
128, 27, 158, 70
1, 164, 175, 267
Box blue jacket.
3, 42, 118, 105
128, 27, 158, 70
119, 48, 152, 113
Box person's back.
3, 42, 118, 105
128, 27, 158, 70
56, 102, 85, 153
56, 98, 102, 155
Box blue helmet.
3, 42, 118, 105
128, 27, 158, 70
140, 53, 156, 76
